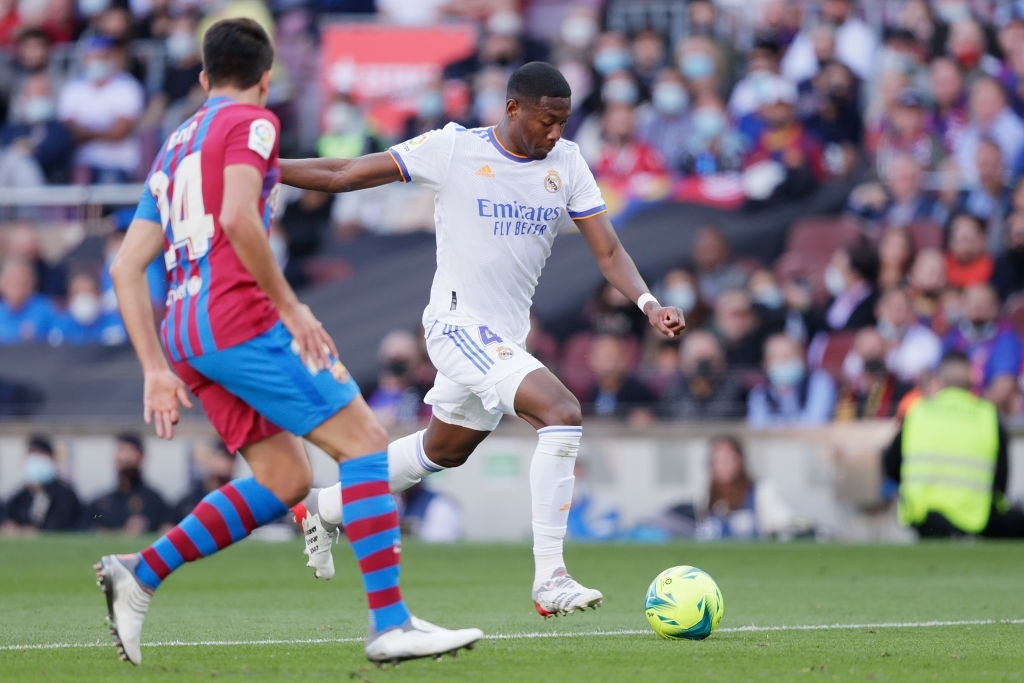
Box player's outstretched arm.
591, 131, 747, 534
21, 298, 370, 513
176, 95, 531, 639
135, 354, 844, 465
110, 218, 194, 439
575, 212, 686, 338
279, 152, 403, 193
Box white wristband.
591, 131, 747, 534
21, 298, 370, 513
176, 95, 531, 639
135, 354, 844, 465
637, 293, 659, 312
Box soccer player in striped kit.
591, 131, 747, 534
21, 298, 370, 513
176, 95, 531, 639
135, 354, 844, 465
281, 62, 685, 618
94, 17, 481, 666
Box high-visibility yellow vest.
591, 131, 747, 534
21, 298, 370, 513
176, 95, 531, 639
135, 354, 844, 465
899, 388, 999, 533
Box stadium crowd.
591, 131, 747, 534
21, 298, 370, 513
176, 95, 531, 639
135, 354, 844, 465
2, 0, 1024, 428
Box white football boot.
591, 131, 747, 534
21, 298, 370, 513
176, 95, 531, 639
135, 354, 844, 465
532, 568, 604, 618
94, 554, 153, 665
365, 617, 483, 665
299, 507, 340, 580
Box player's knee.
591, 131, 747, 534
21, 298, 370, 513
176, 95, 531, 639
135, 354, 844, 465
429, 445, 475, 469
540, 394, 582, 428
269, 467, 312, 506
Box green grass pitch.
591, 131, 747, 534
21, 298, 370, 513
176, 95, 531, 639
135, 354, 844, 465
2, 536, 1023, 682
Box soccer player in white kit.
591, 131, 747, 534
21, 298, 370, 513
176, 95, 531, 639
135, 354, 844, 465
280, 62, 685, 617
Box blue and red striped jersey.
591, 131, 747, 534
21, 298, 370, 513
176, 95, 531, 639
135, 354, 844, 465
134, 96, 281, 361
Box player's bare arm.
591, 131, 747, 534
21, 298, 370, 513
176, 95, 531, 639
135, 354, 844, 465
279, 152, 403, 193
220, 163, 336, 371
575, 212, 685, 337
109, 217, 193, 439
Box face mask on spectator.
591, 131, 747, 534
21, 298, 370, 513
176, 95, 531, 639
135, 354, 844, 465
474, 89, 507, 120
680, 53, 714, 80
594, 48, 631, 76
78, 0, 109, 17
561, 17, 598, 49
24, 453, 56, 485
418, 91, 444, 119
824, 265, 846, 297
767, 359, 805, 387
324, 103, 361, 135
662, 284, 696, 313
692, 107, 725, 140
166, 32, 197, 62
959, 319, 996, 342
752, 286, 783, 309
652, 83, 688, 114
876, 319, 904, 341
601, 79, 638, 105
20, 97, 54, 124
84, 59, 113, 83
69, 293, 101, 326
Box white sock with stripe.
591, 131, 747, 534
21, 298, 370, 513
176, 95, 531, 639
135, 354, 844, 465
387, 429, 444, 493
530, 425, 582, 590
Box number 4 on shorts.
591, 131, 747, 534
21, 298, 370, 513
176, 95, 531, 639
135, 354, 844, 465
478, 326, 503, 345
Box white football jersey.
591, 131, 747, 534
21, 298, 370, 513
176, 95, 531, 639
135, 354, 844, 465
388, 123, 606, 345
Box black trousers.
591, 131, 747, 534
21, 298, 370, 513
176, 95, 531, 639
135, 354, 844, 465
914, 507, 1024, 539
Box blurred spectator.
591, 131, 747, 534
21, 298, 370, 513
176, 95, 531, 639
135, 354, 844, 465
876, 286, 942, 383
729, 33, 783, 120
653, 267, 705, 329
637, 67, 691, 172
0, 256, 58, 344
692, 224, 749, 306
944, 211, 993, 288
882, 351, 1024, 538
443, 7, 548, 82
992, 211, 1024, 299
365, 329, 430, 430
675, 34, 724, 101
942, 283, 1023, 414
907, 247, 948, 328
397, 482, 464, 543
658, 330, 746, 422
876, 228, 916, 288
955, 77, 1024, 187
945, 15, 997, 84
781, 0, 877, 83
742, 76, 825, 203
57, 34, 145, 183
797, 59, 862, 177
835, 327, 912, 420
0, 71, 74, 185
574, 70, 641, 165
0, 435, 82, 533
570, 282, 647, 341
695, 435, 798, 540
580, 332, 656, 426
806, 244, 879, 338
317, 92, 386, 160
592, 101, 667, 185
677, 95, 744, 177
747, 267, 789, 335
869, 88, 945, 179
899, 0, 943, 58
173, 441, 236, 524
4, 222, 67, 298
148, 10, 204, 137
401, 78, 450, 140
710, 289, 764, 368
748, 333, 836, 427
6, 27, 53, 82
927, 56, 970, 153
276, 189, 331, 288
629, 28, 669, 92
848, 153, 941, 229
88, 433, 171, 534
956, 137, 1012, 253
48, 269, 127, 346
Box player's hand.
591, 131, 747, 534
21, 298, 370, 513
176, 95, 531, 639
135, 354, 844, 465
281, 302, 338, 372
648, 305, 685, 338
143, 369, 193, 440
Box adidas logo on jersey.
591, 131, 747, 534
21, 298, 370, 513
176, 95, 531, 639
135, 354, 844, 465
475, 164, 495, 178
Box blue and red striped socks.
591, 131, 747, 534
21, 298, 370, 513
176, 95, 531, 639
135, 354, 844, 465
133, 477, 287, 591
340, 452, 411, 633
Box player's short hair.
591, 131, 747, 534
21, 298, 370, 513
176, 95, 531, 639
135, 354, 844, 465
507, 61, 571, 103
202, 17, 274, 90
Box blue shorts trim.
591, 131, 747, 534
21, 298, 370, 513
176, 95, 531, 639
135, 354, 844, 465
187, 321, 360, 437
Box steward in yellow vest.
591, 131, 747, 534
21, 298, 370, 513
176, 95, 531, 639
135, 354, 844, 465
881, 351, 1024, 538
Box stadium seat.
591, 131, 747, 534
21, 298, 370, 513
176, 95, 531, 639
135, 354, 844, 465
906, 219, 944, 250
817, 331, 857, 380
559, 331, 641, 399
784, 215, 863, 258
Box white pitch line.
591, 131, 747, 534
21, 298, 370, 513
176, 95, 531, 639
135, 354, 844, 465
3, 618, 1023, 653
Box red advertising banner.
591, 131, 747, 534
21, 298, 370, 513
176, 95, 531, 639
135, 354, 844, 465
320, 22, 478, 136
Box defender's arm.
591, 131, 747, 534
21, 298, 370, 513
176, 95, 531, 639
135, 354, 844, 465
279, 152, 404, 193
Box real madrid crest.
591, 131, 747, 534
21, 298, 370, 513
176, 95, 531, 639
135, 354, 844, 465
544, 169, 561, 193
496, 346, 514, 360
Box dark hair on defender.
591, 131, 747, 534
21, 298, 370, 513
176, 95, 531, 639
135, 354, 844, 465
202, 17, 274, 90
507, 61, 572, 103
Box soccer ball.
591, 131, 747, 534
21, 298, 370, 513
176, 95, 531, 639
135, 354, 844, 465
644, 565, 724, 640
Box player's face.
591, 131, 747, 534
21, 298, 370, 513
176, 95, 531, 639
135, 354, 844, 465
511, 96, 571, 160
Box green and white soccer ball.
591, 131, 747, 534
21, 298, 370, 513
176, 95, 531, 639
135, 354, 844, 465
644, 565, 724, 640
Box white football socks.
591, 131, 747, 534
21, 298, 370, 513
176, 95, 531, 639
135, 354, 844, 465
306, 430, 444, 528
530, 425, 582, 589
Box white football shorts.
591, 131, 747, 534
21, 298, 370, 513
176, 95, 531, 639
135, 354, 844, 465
423, 320, 544, 432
